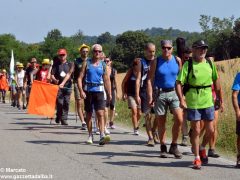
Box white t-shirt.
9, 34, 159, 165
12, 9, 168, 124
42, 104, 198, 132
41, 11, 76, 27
17, 70, 25, 87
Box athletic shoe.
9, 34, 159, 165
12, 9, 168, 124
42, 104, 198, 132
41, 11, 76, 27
2, 100, 5, 104
169, 143, 182, 159
193, 158, 202, 169
160, 144, 168, 158
236, 154, 240, 168
61, 120, 68, 126
133, 129, 139, 136
208, 149, 220, 158
180, 136, 188, 146
95, 130, 100, 135
99, 135, 111, 145
105, 127, 110, 135
22, 105, 26, 110
147, 139, 155, 147
55, 118, 60, 124
86, 135, 93, 144
199, 149, 208, 164
109, 121, 116, 129
81, 122, 87, 130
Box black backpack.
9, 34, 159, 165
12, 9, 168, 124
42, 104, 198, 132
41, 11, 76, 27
183, 58, 213, 95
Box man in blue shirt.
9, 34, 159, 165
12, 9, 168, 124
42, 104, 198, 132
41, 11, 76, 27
147, 40, 183, 159
232, 72, 240, 168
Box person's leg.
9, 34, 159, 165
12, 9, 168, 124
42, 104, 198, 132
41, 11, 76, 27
76, 99, 85, 123
18, 89, 23, 110
208, 110, 220, 157
191, 121, 201, 157
109, 89, 116, 128
236, 120, 240, 167
2, 90, 6, 103
62, 90, 71, 125
171, 108, 183, 144
56, 89, 63, 123
181, 110, 189, 146
152, 116, 160, 143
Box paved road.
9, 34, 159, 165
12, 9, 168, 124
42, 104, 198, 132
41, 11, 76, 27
0, 103, 240, 180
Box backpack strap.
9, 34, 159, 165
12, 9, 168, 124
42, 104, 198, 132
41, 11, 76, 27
186, 59, 193, 84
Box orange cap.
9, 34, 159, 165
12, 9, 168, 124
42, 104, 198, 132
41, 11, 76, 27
57, 49, 67, 55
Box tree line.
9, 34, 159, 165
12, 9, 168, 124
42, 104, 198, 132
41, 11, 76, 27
0, 15, 240, 72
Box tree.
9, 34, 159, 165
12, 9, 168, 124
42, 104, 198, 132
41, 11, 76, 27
110, 31, 152, 71
97, 32, 113, 44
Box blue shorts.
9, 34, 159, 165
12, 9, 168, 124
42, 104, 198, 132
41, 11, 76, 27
187, 106, 215, 121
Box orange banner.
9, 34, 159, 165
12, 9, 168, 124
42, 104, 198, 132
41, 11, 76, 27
27, 80, 59, 117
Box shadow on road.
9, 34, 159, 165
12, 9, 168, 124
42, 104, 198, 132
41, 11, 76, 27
25, 140, 81, 145
40, 131, 85, 135
109, 140, 146, 146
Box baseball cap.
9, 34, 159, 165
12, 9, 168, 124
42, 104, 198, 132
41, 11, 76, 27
192, 40, 208, 49
57, 49, 67, 55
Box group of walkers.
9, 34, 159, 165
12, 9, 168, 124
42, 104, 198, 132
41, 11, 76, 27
1, 39, 240, 170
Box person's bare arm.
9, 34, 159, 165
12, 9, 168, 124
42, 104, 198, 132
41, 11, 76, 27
77, 61, 87, 99
176, 80, 187, 109
134, 58, 141, 105
147, 58, 156, 106
114, 70, 119, 99
176, 56, 182, 71
104, 65, 112, 101
232, 90, 240, 121
59, 63, 75, 88
121, 69, 132, 100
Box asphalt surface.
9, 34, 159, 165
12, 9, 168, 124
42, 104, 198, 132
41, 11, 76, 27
0, 103, 240, 180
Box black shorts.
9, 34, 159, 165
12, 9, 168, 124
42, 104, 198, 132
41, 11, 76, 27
84, 91, 106, 113
237, 120, 240, 136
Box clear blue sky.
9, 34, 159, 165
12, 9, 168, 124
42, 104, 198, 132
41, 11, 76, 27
1, 0, 240, 43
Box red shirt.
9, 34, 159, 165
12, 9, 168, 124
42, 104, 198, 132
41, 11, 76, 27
37, 69, 49, 83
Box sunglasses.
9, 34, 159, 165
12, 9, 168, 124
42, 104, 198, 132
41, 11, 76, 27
59, 54, 66, 57
93, 50, 102, 53
31, 61, 36, 64
197, 47, 208, 50
162, 47, 172, 50
82, 51, 89, 53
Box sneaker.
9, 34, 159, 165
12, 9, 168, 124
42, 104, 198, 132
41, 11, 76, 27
208, 149, 220, 158
3, 100, 5, 104
86, 135, 93, 144
160, 144, 168, 158
22, 105, 26, 110
180, 136, 188, 146
133, 129, 139, 136
169, 143, 182, 159
199, 149, 208, 164
61, 120, 68, 126
99, 135, 111, 145
193, 158, 202, 169
236, 154, 240, 168
55, 118, 60, 124
95, 130, 100, 135
81, 122, 87, 130
147, 139, 155, 147
105, 127, 110, 135
109, 121, 116, 129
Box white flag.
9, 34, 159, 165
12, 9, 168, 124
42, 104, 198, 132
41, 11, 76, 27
10, 50, 15, 80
